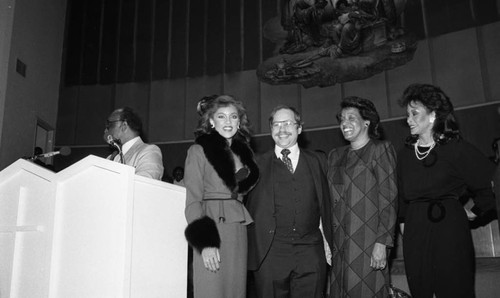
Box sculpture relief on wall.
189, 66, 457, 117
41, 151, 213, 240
257, 0, 416, 88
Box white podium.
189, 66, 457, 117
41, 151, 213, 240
0, 155, 187, 298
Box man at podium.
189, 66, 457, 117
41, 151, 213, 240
103, 107, 164, 180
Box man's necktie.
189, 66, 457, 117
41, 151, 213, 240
281, 148, 294, 173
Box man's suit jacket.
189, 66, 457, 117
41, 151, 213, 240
246, 148, 333, 271
108, 137, 164, 180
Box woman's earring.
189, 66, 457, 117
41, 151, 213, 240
429, 117, 435, 123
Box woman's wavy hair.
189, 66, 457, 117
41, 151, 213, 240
399, 83, 460, 145
336, 96, 381, 139
194, 94, 252, 143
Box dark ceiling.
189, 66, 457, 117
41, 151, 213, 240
62, 0, 499, 87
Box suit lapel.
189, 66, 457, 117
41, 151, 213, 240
301, 150, 324, 209
261, 151, 277, 208
122, 138, 143, 164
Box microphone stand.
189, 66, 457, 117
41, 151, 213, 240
118, 148, 124, 164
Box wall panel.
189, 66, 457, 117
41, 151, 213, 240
64, 0, 85, 85
185, 76, 223, 138
401, 0, 425, 40
206, 0, 224, 76
224, 70, 261, 133
117, 0, 136, 83
225, 0, 242, 73
260, 83, 299, 134
152, 0, 170, 80
114, 83, 151, 139
74, 85, 114, 145
261, 0, 278, 61
243, 0, 260, 70
169, 1, 188, 78
301, 85, 342, 128
473, 0, 500, 24
99, 0, 120, 84
187, 0, 205, 77
80, 0, 102, 85
425, 0, 475, 37
56, 87, 80, 145
433, 28, 485, 107
482, 22, 500, 101
159, 141, 194, 181
343, 73, 389, 118
149, 80, 186, 142
387, 39, 433, 118
135, 0, 154, 82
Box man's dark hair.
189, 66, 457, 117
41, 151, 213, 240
119, 107, 143, 136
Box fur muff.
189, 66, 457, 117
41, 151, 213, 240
185, 216, 221, 253
196, 132, 259, 194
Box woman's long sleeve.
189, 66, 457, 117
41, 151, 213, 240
374, 142, 398, 247
184, 145, 206, 223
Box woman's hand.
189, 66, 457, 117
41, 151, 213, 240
201, 247, 221, 272
464, 208, 477, 221
370, 243, 387, 270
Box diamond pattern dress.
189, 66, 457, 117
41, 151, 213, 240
327, 140, 397, 298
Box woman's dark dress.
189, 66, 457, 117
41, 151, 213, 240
397, 139, 496, 298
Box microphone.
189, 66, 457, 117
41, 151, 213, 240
33, 146, 71, 159
106, 135, 121, 149
106, 135, 124, 164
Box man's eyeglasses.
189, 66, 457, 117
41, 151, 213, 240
271, 120, 298, 129
105, 119, 123, 129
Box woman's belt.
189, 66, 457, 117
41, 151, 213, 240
408, 195, 458, 223
203, 196, 243, 223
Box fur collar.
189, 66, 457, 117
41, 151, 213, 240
196, 133, 259, 194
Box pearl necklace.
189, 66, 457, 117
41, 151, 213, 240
414, 140, 435, 160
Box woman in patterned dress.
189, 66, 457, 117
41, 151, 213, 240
327, 96, 398, 298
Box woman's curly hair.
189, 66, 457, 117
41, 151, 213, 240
399, 83, 460, 145
194, 95, 252, 143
